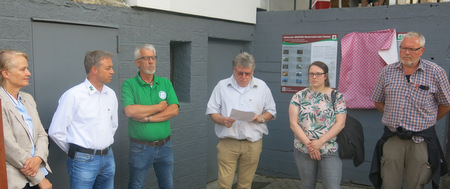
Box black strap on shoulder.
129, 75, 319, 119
331, 90, 336, 111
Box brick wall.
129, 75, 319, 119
0, 0, 254, 188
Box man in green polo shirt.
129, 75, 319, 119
121, 44, 179, 189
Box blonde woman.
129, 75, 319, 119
0, 50, 52, 189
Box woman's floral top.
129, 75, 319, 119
290, 88, 346, 155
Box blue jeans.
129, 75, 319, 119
67, 148, 115, 189
128, 140, 174, 189
294, 148, 342, 189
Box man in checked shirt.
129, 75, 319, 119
369, 31, 450, 189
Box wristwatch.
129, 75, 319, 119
260, 115, 265, 123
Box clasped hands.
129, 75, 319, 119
306, 139, 325, 160
20, 156, 42, 177
20, 157, 52, 188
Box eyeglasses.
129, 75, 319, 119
236, 71, 253, 76
136, 56, 157, 61
399, 46, 423, 53
308, 73, 325, 77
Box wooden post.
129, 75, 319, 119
0, 99, 8, 189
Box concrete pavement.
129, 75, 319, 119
206, 174, 373, 189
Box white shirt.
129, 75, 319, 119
206, 75, 277, 142
49, 78, 118, 153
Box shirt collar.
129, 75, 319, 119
136, 72, 158, 86
1, 86, 21, 106
417, 59, 425, 71
83, 78, 100, 95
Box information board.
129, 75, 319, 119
281, 34, 338, 93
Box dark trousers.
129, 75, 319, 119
23, 183, 40, 189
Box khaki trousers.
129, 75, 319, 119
381, 135, 431, 189
217, 138, 263, 189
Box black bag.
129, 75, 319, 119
331, 90, 365, 167
336, 122, 356, 159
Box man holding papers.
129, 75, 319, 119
206, 52, 276, 189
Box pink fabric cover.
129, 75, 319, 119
339, 29, 395, 109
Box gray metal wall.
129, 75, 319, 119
2, 0, 450, 187
0, 0, 253, 188
253, 3, 450, 186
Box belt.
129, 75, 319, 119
68, 143, 110, 159
130, 135, 170, 147
224, 137, 248, 141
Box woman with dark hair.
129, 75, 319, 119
289, 61, 347, 188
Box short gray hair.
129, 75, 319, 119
232, 52, 255, 70
134, 44, 156, 59
84, 50, 113, 74
402, 31, 426, 47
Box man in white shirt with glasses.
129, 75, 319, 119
206, 52, 276, 189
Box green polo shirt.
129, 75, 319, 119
121, 73, 179, 141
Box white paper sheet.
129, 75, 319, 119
229, 108, 255, 122
378, 31, 399, 65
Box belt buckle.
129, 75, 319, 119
143, 141, 152, 147
151, 140, 161, 147
99, 148, 108, 155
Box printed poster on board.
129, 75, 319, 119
281, 34, 338, 93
